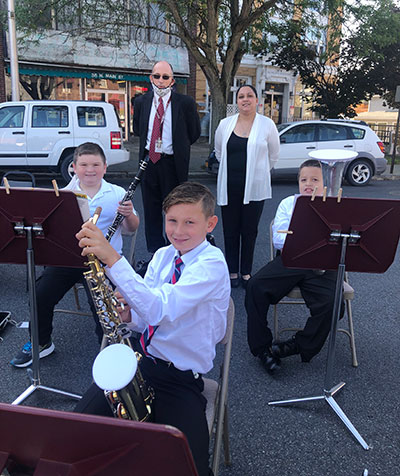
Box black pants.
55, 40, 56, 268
221, 194, 265, 276
245, 255, 344, 362
31, 266, 102, 346
141, 154, 180, 253
74, 355, 210, 476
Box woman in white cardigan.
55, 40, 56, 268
215, 85, 280, 288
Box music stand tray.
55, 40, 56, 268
269, 195, 400, 450
0, 403, 198, 476
0, 187, 87, 404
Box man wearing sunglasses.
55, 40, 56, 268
133, 61, 200, 266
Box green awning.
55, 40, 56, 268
6, 65, 187, 83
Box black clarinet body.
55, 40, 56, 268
105, 155, 149, 241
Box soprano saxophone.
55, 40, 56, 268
85, 208, 154, 422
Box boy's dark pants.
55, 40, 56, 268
74, 355, 210, 476
29, 266, 102, 346
245, 255, 344, 362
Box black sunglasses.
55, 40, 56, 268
151, 74, 173, 80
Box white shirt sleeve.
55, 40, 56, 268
214, 122, 223, 162
272, 195, 295, 250
268, 122, 280, 169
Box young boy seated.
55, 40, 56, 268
10, 142, 139, 368
245, 159, 344, 374
75, 182, 230, 476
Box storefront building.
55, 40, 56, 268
4, 31, 190, 139
195, 53, 313, 139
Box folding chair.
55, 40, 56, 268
1, 170, 36, 188
202, 297, 234, 476
269, 221, 358, 367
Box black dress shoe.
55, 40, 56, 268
230, 277, 240, 288
272, 336, 300, 359
258, 348, 281, 374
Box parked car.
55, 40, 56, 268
206, 119, 387, 186
0, 100, 129, 181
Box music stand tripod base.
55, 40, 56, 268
11, 225, 82, 405
12, 369, 82, 405
0, 189, 88, 406
265, 194, 400, 452
268, 381, 370, 450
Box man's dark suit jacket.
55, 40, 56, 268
133, 90, 201, 183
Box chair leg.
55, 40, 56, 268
73, 284, 82, 310
222, 404, 231, 466
345, 298, 358, 368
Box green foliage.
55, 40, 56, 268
258, 0, 400, 117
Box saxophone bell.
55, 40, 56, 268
92, 343, 153, 422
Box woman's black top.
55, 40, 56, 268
226, 131, 248, 197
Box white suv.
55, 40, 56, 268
275, 119, 387, 186
0, 100, 129, 181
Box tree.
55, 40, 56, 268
19, 75, 62, 100
257, 0, 400, 117
12, 0, 333, 140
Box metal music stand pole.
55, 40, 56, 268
0, 186, 88, 404
12, 225, 81, 405
269, 229, 369, 450
268, 193, 400, 451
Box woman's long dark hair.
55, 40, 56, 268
236, 84, 258, 98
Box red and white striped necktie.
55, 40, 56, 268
148, 97, 164, 164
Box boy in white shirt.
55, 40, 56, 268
75, 182, 230, 476
246, 160, 344, 374
11, 142, 139, 367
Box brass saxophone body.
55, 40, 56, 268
84, 252, 154, 422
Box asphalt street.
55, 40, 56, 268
1, 174, 400, 476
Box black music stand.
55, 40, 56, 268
268, 195, 400, 450
0, 403, 198, 476
0, 187, 87, 404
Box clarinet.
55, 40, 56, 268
105, 155, 149, 241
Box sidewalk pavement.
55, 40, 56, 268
106, 137, 400, 180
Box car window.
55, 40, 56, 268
77, 107, 106, 127
32, 106, 69, 128
349, 127, 366, 140
318, 124, 348, 141
280, 124, 316, 143
0, 106, 25, 128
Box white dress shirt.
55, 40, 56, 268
107, 239, 230, 374
215, 113, 280, 205
145, 91, 173, 155
65, 177, 137, 254
272, 195, 299, 250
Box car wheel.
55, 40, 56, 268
60, 154, 75, 182
345, 159, 373, 186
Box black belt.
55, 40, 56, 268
144, 150, 174, 159
149, 356, 201, 379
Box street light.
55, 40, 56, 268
7, 0, 20, 100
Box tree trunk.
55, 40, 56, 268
208, 82, 228, 150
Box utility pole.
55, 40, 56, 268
7, 0, 20, 100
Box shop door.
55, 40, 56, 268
264, 94, 283, 124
